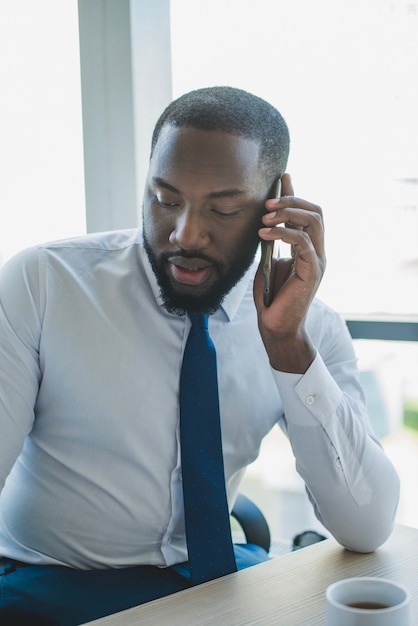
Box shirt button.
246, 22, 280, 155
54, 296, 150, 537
306, 395, 316, 405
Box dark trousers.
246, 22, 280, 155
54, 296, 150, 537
0, 544, 268, 625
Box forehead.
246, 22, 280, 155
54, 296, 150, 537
149, 125, 264, 189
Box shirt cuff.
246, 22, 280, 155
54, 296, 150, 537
272, 352, 344, 427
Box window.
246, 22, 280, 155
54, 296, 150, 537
0, 0, 85, 266
170, 0, 418, 317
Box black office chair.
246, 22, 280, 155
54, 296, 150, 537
230, 492, 271, 553
231, 493, 326, 555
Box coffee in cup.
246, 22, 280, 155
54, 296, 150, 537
326, 576, 410, 625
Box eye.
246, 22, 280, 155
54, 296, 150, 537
154, 195, 180, 209
211, 207, 243, 218
158, 200, 179, 208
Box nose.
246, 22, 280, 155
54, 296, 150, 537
169, 208, 209, 250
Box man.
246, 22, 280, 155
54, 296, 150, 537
0, 87, 399, 624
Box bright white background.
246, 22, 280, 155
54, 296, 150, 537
170, 0, 418, 316
0, 0, 85, 265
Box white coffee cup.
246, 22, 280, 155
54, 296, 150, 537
326, 576, 410, 625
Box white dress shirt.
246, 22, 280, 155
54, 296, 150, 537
0, 229, 399, 569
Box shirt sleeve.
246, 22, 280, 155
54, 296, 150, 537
0, 248, 43, 489
272, 305, 400, 553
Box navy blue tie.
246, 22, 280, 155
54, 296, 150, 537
180, 314, 237, 584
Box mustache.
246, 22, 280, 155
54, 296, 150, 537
163, 250, 224, 273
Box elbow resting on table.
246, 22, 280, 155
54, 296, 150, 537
334, 485, 400, 553
312, 462, 401, 554
338, 524, 395, 554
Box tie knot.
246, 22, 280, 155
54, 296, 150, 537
189, 314, 209, 330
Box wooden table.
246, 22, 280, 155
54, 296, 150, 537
83, 524, 418, 625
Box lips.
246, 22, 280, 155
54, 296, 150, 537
168, 256, 213, 286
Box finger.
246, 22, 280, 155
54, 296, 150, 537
258, 225, 287, 240
254, 256, 294, 309
259, 224, 313, 244
259, 216, 325, 264
280, 172, 294, 197
265, 196, 323, 219
263, 207, 323, 231
264, 173, 293, 214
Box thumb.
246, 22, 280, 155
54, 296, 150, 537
253, 262, 265, 311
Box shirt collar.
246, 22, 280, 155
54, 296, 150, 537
219, 263, 256, 321
139, 237, 166, 307
139, 232, 257, 322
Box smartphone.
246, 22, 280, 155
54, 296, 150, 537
261, 178, 281, 307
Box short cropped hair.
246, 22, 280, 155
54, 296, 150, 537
151, 86, 290, 185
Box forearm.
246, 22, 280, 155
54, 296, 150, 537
289, 417, 399, 552
274, 355, 400, 552
262, 330, 316, 374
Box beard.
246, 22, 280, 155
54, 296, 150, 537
142, 231, 259, 316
